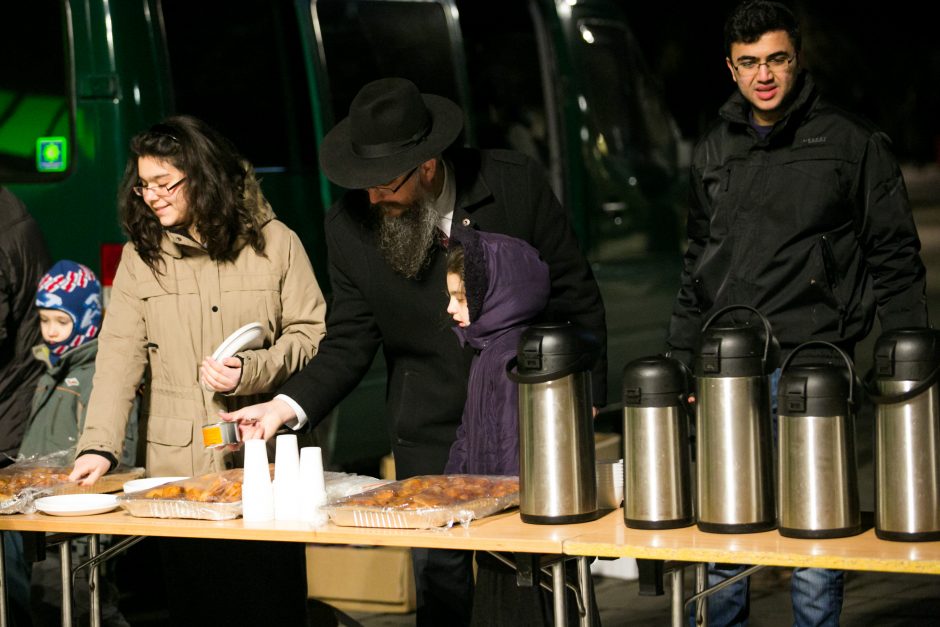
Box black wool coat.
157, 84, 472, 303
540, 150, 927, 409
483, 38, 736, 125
280, 148, 607, 479
0, 188, 51, 459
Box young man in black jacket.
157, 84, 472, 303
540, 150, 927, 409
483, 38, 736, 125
667, 1, 927, 626
225, 77, 607, 626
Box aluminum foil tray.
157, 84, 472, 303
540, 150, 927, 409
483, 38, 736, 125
0, 464, 144, 515
117, 468, 244, 520
323, 474, 519, 529
119, 498, 242, 521
117, 469, 384, 521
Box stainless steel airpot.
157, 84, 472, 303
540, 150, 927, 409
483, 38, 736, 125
868, 328, 940, 541
777, 341, 861, 538
695, 305, 778, 534
621, 355, 694, 529
508, 322, 601, 524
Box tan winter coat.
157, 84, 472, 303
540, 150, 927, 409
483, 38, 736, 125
76, 217, 326, 476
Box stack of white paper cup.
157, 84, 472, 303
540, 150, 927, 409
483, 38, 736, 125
299, 447, 329, 526
274, 434, 301, 521
242, 439, 274, 522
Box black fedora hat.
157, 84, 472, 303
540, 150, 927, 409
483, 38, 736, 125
319, 77, 464, 189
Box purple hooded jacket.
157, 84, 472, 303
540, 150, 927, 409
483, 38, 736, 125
444, 229, 550, 475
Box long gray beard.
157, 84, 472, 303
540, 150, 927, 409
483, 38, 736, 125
375, 199, 440, 279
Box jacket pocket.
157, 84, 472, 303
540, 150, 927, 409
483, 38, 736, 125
138, 278, 198, 383
819, 235, 841, 293
389, 369, 421, 445
219, 273, 280, 292
220, 273, 281, 331
145, 416, 196, 477
147, 416, 193, 446
811, 236, 847, 333
781, 149, 852, 226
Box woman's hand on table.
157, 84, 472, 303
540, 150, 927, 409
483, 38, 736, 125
68, 454, 111, 486
219, 398, 297, 444
200, 356, 243, 393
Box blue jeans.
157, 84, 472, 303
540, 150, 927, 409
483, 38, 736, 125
696, 565, 843, 626
691, 370, 846, 627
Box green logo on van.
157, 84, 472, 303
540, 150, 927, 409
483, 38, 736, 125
36, 137, 68, 172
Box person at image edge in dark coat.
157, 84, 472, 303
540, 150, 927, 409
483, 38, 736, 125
0, 188, 51, 462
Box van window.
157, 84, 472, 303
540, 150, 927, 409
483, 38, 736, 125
0, 1, 72, 182
575, 19, 676, 170
316, 1, 462, 123
458, 2, 550, 165
160, 0, 316, 172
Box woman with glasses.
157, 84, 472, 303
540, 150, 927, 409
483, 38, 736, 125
69, 114, 326, 625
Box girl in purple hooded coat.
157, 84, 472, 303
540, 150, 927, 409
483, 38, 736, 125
444, 228, 550, 476
445, 228, 556, 626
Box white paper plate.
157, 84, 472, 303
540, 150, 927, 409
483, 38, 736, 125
35, 494, 120, 516
123, 476, 189, 494
211, 322, 265, 361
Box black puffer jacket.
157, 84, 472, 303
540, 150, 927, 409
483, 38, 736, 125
667, 73, 928, 363
0, 188, 51, 459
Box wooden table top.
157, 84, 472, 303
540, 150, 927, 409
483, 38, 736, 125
3, 507, 938, 574
564, 512, 940, 575
0, 508, 584, 554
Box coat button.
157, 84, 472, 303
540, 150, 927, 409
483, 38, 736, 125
461, 218, 470, 226
211, 306, 219, 312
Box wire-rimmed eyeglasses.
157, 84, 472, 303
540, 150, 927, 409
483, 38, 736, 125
731, 53, 795, 77
369, 167, 418, 194
132, 177, 187, 197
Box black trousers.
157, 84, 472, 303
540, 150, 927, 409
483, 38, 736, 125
413, 547, 475, 626
159, 537, 307, 626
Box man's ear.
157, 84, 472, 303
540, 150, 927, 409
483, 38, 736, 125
419, 157, 438, 181
418, 157, 443, 192
726, 57, 737, 82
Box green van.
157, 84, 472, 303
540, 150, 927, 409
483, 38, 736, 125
1, 0, 684, 467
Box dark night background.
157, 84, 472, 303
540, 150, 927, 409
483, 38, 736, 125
617, 0, 939, 164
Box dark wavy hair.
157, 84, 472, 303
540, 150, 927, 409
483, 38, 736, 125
118, 115, 267, 273
724, 1, 801, 57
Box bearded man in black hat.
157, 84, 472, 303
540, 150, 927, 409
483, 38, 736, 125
224, 77, 607, 625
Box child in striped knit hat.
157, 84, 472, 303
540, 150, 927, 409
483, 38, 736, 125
21, 258, 138, 461
21, 259, 106, 456
10, 260, 136, 626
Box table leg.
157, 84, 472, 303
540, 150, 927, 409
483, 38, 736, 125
551, 560, 567, 627
60, 540, 73, 627
88, 535, 100, 627
576, 556, 593, 627
0, 532, 7, 627
695, 562, 707, 627
67, 535, 143, 627
671, 566, 685, 627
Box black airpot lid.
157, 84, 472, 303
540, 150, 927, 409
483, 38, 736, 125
622, 356, 687, 400
511, 322, 600, 383
695, 324, 779, 377
874, 327, 940, 380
